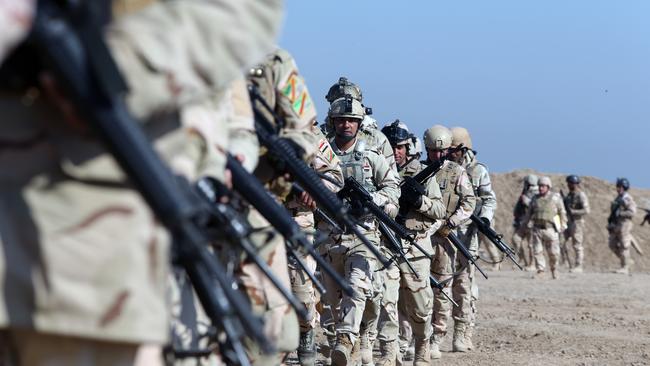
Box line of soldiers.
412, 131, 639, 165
511, 173, 641, 278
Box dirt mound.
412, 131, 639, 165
489, 169, 650, 272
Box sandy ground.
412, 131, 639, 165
288, 268, 650, 366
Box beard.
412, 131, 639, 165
335, 131, 356, 143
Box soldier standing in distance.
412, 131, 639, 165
448, 127, 497, 352
425, 125, 476, 360
608, 178, 637, 275
522, 176, 567, 279
321, 96, 399, 366
512, 175, 539, 271
563, 175, 590, 273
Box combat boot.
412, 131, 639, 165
569, 265, 583, 273
298, 329, 316, 366
465, 325, 474, 350
524, 264, 536, 272
614, 266, 629, 275
375, 340, 397, 366
452, 322, 469, 352
551, 268, 559, 280
412, 337, 430, 366
360, 332, 374, 366
430, 333, 442, 360
321, 332, 337, 366
331, 333, 354, 366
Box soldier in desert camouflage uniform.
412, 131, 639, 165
448, 127, 497, 352
0, 0, 284, 365
425, 125, 476, 360
513, 175, 540, 270
562, 175, 590, 273
321, 96, 399, 366
522, 176, 568, 279
608, 178, 637, 275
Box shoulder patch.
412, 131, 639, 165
281, 71, 314, 117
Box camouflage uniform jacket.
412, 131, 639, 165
513, 185, 539, 226
564, 189, 590, 222
330, 137, 400, 228
433, 159, 476, 229
611, 192, 637, 225
462, 151, 497, 223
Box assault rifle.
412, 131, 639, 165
396, 161, 488, 280
470, 215, 523, 270
248, 86, 391, 268
226, 155, 353, 298
642, 209, 650, 226
15, 2, 267, 364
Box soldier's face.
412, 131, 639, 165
539, 184, 549, 195
393, 144, 407, 165
616, 186, 624, 195
427, 148, 446, 163
568, 182, 577, 191
449, 147, 463, 163
332, 117, 360, 140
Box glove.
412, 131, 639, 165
400, 177, 425, 209
436, 222, 454, 237
348, 199, 368, 218
480, 217, 490, 227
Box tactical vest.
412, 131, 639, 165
338, 141, 376, 194
401, 160, 434, 231
566, 191, 585, 219
435, 160, 462, 218
532, 194, 556, 223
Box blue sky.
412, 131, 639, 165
279, 1, 650, 187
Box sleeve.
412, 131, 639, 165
107, 0, 284, 121
618, 194, 637, 219
0, 0, 34, 63
447, 170, 476, 227
417, 175, 447, 220
312, 130, 344, 193
475, 164, 497, 223
520, 197, 535, 228
555, 194, 568, 229
370, 151, 400, 208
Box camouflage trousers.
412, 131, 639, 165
565, 219, 585, 267
481, 233, 502, 265
379, 233, 434, 348
608, 220, 633, 268
0, 330, 163, 366
289, 254, 318, 332
241, 210, 299, 365
321, 230, 381, 344
512, 225, 533, 267
431, 229, 478, 336
531, 226, 561, 272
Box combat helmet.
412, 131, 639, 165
381, 119, 411, 147
325, 77, 363, 103
538, 176, 552, 188
616, 177, 630, 190
423, 125, 453, 150
328, 95, 365, 121
566, 175, 581, 184
524, 174, 538, 186
450, 127, 473, 150
410, 136, 423, 157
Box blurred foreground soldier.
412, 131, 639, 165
608, 178, 637, 275
0, 1, 283, 365
322, 96, 399, 366
448, 127, 496, 352
562, 175, 590, 273
377, 120, 445, 365
513, 174, 539, 270
522, 176, 567, 279
426, 125, 476, 360
247, 47, 324, 365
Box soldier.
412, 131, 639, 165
245, 47, 325, 365
321, 96, 399, 366
562, 175, 591, 273
448, 127, 497, 352
376, 120, 446, 365
608, 178, 637, 275
323, 78, 398, 365
426, 125, 476, 360
522, 176, 568, 279
512, 175, 540, 270
0, 1, 284, 365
